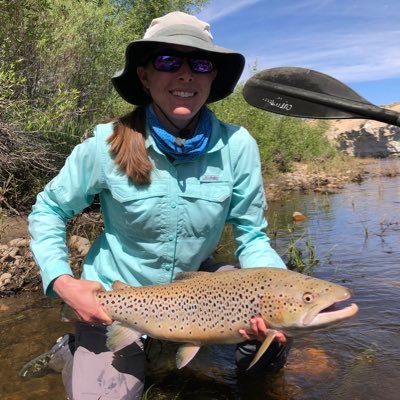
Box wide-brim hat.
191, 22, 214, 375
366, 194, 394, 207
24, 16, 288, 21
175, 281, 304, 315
112, 11, 245, 105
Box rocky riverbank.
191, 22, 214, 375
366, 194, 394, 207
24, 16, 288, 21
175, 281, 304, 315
0, 234, 90, 297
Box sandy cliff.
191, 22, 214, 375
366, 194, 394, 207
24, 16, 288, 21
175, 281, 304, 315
325, 103, 400, 157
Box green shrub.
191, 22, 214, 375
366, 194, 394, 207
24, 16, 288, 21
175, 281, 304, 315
210, 86, 337, 174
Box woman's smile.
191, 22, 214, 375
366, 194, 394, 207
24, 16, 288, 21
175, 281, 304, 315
171, 90, 196, 98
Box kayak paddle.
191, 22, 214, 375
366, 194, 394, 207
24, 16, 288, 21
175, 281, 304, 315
243, 67, 400, 126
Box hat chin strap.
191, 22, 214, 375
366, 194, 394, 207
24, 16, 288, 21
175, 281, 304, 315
152, 102, 201, 137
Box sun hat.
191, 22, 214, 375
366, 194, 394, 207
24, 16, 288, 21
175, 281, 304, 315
112, 11, 245, 105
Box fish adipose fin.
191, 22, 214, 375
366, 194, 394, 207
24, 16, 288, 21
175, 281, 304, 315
247, 330, 278, 370
106, 322, 142, 352
176, 343, 201, 369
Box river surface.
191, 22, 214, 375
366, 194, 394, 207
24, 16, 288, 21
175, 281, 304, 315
1, 160, 399, 399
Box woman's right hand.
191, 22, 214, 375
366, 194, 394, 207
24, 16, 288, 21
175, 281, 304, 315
53, 275, 113, 325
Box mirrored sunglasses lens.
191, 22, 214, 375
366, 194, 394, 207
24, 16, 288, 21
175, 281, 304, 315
153, 55, 182, 72
189, 58, 214, 73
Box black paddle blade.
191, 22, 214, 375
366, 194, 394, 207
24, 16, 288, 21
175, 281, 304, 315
243, 67, 400, 126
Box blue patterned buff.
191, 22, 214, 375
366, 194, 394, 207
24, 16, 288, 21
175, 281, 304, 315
146, 104, 212, 161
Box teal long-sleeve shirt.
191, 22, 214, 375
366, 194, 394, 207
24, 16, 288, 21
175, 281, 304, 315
29, 111, 286, 296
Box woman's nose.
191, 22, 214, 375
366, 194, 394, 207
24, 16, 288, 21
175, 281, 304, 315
177, 61, 193, 81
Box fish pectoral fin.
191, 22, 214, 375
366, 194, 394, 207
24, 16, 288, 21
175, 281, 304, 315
106, 322, 142, 352
176, 343, 201, 369
247, 330, 278, 371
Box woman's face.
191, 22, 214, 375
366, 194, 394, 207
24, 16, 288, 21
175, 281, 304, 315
137, 45, 217, 129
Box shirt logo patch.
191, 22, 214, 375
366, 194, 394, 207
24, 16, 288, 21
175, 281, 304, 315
201, 175, 220, 182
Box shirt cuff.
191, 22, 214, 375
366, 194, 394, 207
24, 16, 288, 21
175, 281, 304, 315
41, 263, 74, 297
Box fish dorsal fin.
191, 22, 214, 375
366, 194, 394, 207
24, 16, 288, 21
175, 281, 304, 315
106, 322, 142, 352
112, 280, 130, 290
174, 271, 210, 281
176, 343, 201, 369
247, 330, 278, 370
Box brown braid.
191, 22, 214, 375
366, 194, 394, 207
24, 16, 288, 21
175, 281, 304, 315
108, 106, 152, 185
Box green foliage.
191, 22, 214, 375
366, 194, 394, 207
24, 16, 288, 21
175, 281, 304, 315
286, 237, 319, 275
210, 86, 337, 174
0, 208, 8, 242
0, 0, 210, 131
117, 0, 209, 39
0, 0, 209, 210
0, 60, 26, 121
0, 1, 86, 136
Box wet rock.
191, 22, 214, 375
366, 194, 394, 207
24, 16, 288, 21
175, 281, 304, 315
292, 211, 306, 222
0, 272, 12, 285
8, 238, 29, 248
286, 347, 335, 375
314, 187, 341, 194
68, 235, 90, 257
0, 235, 86, 297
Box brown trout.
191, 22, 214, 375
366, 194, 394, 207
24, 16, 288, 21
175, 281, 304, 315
97, 267, 358, 369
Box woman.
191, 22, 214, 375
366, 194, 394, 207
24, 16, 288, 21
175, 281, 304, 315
26, 11, 288, 399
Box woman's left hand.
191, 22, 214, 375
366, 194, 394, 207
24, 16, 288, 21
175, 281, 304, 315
239, 316, 287, 343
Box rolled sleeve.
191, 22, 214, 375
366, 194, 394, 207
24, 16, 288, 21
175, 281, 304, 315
28, 126, 108, 295
226, 128, 286, 269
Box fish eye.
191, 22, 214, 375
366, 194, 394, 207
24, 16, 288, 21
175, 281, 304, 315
303, 292, 314, 303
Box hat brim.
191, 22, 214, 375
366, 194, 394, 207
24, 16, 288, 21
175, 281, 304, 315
112, 35, 245, 105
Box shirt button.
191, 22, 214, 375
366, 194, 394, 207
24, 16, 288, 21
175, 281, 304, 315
164, 264, 172, 271
168, 234, 175, 241
171, 202, 177, 208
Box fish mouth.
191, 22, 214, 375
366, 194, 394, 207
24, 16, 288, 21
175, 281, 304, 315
302, 292, 359, 328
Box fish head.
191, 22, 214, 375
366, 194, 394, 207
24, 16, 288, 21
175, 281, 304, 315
260, 270, 359, 335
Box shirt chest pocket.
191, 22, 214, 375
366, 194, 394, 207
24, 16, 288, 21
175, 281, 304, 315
107, 182, 168, 234
178, 182, 232, 237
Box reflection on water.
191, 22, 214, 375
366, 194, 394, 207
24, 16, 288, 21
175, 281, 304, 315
1, 160, 400, 399
0, 295, 72, 399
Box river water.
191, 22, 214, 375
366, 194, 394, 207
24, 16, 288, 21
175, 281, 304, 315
1, 160, 399, 400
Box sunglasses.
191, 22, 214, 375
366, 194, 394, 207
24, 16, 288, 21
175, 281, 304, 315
151, 51, 215, 74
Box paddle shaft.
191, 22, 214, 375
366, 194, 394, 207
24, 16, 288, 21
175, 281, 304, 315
250, 78, 400, 126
